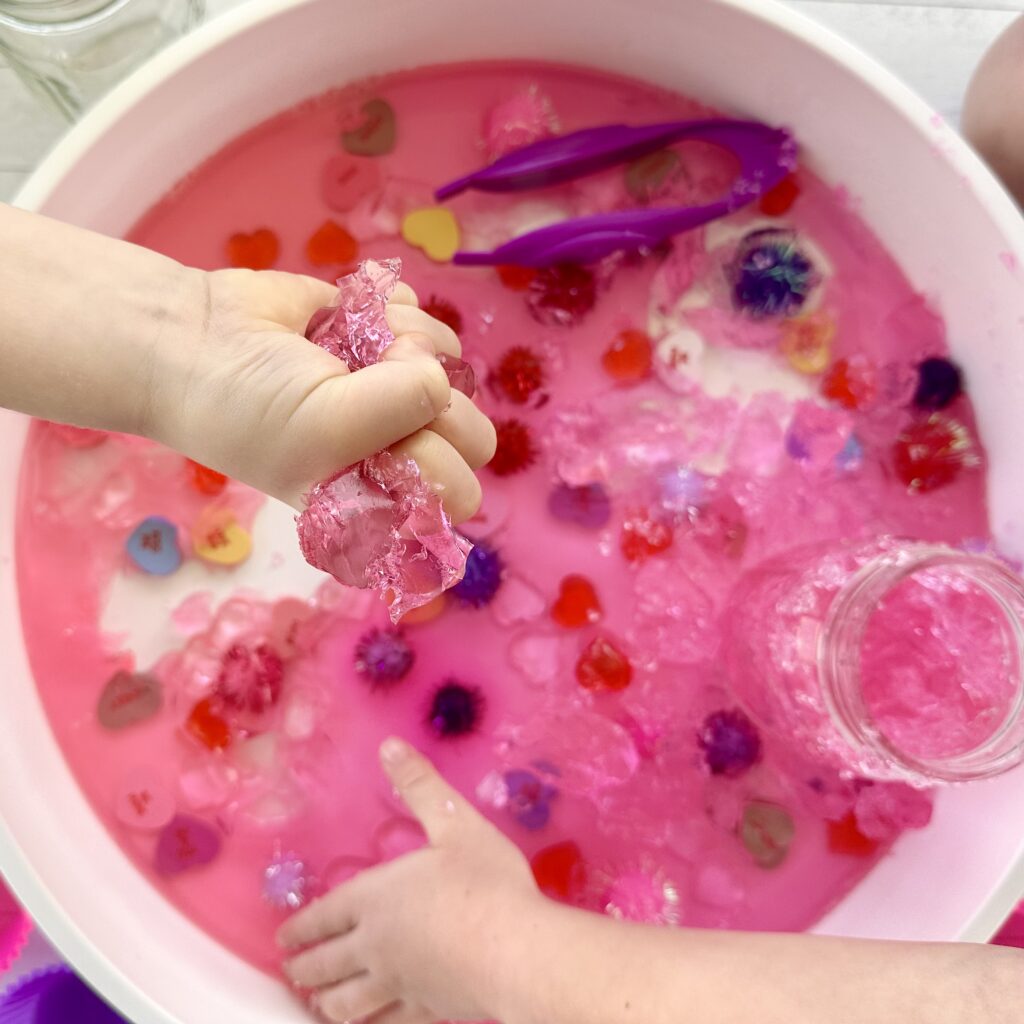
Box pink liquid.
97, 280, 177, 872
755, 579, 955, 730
15, 61, 994, 978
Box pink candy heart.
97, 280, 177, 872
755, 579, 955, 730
155, 815, 221, 875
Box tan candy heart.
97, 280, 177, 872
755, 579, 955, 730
401, 207, 461, 263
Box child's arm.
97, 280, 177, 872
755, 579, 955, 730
0, 202, 494, 517
280, 739, 1023, 1024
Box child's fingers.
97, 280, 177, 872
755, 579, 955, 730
361, 1001, 434, 1024
283, 933, 364, 989
389, 282, 419, 307
277, 890, 358, 951
316, 976, 395, 1024
390, 429, 482, 523
240, 270, 340, 335
385, 306, 461, 358
426, 391, 497, 471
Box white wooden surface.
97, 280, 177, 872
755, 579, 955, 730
0, 0, 1023, 202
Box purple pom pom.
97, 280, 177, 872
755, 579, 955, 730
698, 708, 762, 777
354, 628, 414, 687
913, 357, 962, 411
452, 542, 503, 607
427, 680, 484, 738
730, 229, 815, 319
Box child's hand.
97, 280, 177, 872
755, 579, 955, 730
278, 738, 543, 1024
151, 267, 495, 521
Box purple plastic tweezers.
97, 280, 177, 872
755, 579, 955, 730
434, 118, 795, 267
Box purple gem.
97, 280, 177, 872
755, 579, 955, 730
913, 357, 962, 411
730, 229, 815, 319
428, 680, 484, 738
452, 542, 503, 607
354, 628, 414, 687
263, 852, 313, 910
505, 769, 557, 830
548, 482, 612, 529
698, 709, 762, 778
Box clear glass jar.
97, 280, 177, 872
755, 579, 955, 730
723, 537, 1024, 785
0, 0, 204, 120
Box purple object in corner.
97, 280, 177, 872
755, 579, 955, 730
0, 966, 127, 1024
435, 118, 795, 267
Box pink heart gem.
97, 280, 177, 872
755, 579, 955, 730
372, 816, 426, 861
155, 815, 221, 875
115, 768, 175, 832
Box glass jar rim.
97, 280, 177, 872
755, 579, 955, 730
0, 0, 130, 32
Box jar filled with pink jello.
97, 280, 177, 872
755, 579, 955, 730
723, 538, 1024, 785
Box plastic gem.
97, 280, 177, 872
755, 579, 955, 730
126, 516, 182, 576
226, 228, 279, 270
185, 698, 231, 750
575, 636, 633, 692
495, 346, 544, 404
730, 228, 815, 319
625, 148, 682, 203
306, 220, 359, 266
97, 670, 162, 730
192, 510, 252, 567
913, 356, 963, 411
483, 86, 559, 161
551, 575, 602, 628
822, 356, 878, 410
341, 97, 397, 156
115, 768, 175, 832
780, 313, 834, 374
401, 207, 461, 263
835, 434, 864, 472
421, 296, 464, 336
741, 802, 795, 869
505, 769, 558, 830
437, 352, 477, 398
526, 263, 597, 327
452, 541, 503, 607
620, 509, 673, 562
827, 811, 880, 856
757, 173, 800, 216
531, 840, 585, 901
548, 481, 611, 529
489, 419, 537, 476
263, 852, 314, 910
427, 680, 485, 738
354, 627, 414, 686
187, 459, 227, 496
321, 153, 381, 212
215, 643, 284, 715
698, 709, 762, 778
497, 264, 537, 291
155, 815, 221, 875
893, 415, 976, 493
602, 329, 653, 383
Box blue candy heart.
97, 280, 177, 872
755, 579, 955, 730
126, 516, 182, 575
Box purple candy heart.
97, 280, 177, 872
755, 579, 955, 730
548, 482, 611, 529
155, 815, 221, 875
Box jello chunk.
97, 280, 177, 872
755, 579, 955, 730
602, 329, 653, 383
620, 509, 673, 563
482, 86, 559, 160
893, 414, 975, 492
575, 636, 633, 692
551, 575, 602, 628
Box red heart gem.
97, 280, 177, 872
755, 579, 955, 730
551, 575, 602, 629
226, 228, 279, 270
306, 220, 359, 266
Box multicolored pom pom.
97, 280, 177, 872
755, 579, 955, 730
729, 229, 815, 319
698, 708, 762, 778
452, 542, 503, 607
893, 414, 976, 493
354, 627, 415, 687
427, 680, 485, 738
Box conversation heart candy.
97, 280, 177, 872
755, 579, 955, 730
625, 148, 682, 202
115, 768, 175, 831
342, 98, 397, 156
321, 153, 381, 211
155, 815, 221, 875
401, 207, 460, 262
98, 670, 163, 730
126, 516, 182, 575
741, 802, 794, 869
192, 510, 252, 567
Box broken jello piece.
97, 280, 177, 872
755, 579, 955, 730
97, 670, 162, 730
729, 228, 815, 319
192, 508, 252, 567
482, 86, 559, 161
913, 356, 963, 411
421, 296, 463, 335
427, 680, 485, 738
602, 865, 681, 925
185, 698, 231, 751
227, 227, 279, 270
321, 153, 381, 212
602, 329, 653, 383
698, 708, 762, 778
497, 263, 537, 291
401, 207, 460, 263
620, 509, 673, 563
341, 97, 396, 156
215, 643, 284, 715
822, 355, 878, 410
757, 173, 800, 216
155, 814, 221, 875
827, 811, 880, 856
780, 312, 834, 375
740, 802, 795, 869
505, 769, 558, 831
490, 573, 546, 627
551, 575, 602, 629
575, 635, 633, 692
852, 782, 933, 842
785, 400, 853, 467
531, 840, 585, 901
306, 219, 359, 266
115, 767, 175, 832
681, 493, 748, 560
893, 414, 976, 493
354, 627, 414, 687
625, 148, 683, 203
437, 352, 476, 398
400, 593, 447, 625
451, 541, 503, 607
548, 481, 611, 529
526, 263, 597, 327
489, 419, 537, 476
126, 516, 182, 576
187, 459, 227, 496
495, 346, 544, 404
263, 852, 315, 910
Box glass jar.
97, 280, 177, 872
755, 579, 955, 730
723, 537, 1024, 785
0, 0, 204, 120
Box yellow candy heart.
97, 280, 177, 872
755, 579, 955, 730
193, 511, 252, 567
401, 207, 460, 263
